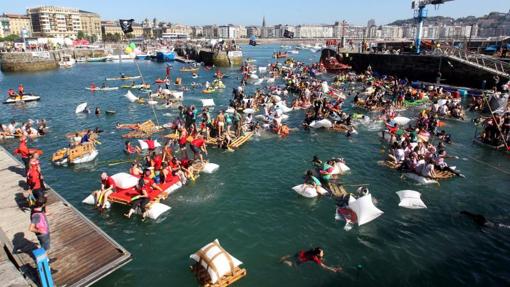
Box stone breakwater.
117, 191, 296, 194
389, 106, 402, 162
0, 48, 107, 72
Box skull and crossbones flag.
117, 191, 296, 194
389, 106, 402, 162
283, 30, 294, 39
119, 19, 134, 34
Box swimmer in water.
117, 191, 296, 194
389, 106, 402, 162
280, 247, 342, 273
460, 211, 510, 229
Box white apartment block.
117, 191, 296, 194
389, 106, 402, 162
27, 6, 82, 37
295, 25, 333, 38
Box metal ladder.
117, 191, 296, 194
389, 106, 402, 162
446, 50, 510, 79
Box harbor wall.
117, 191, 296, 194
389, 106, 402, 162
197, 50, 243, 67
0, 49, 107, 73
340, 53, 506, 89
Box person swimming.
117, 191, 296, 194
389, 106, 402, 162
280, 247, 342, 273
460, 211, 510, 229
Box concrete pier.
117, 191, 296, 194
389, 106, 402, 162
340, 52, 509, 89
0, 48, 108, 73
0, 145, 131, 286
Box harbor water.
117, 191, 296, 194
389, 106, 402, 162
1, 45, 509, 286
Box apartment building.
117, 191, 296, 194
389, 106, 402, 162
27, 6, 81, 37
79, 10, 101, 40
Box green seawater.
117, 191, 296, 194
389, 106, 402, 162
1, 45, 509, 287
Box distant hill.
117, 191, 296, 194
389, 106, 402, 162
388, 11, 510, 27
389, 16, 455, 26
388, 10, 510, 37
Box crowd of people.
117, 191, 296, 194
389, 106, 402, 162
0, 119, 47, 138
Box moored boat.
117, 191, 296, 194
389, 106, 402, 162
86, 56, 108, 62
106, 75, 141, 81
3, 94, 40, 104
85, 86, 119, 91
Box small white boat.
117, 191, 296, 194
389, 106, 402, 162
86, 57, 108, 62
108, 54, 136, 62
106, 75, 141, 81
58, 55, 76, 68
85, 87, 119, 91
3, 94, 40, 104
288, 50, 299, 54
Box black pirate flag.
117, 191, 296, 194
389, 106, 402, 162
119, 19, 134, 34
283, 30, 294, 38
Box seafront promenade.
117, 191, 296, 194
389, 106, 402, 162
0, 145, 131, 286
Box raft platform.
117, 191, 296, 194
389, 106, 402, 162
326, 183, 347, 197
205, 131, 254, 150
0, 145, 131, 286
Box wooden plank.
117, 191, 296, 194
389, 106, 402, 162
0, 145, 131, 287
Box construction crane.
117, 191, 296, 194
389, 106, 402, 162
412, 0, 454, 54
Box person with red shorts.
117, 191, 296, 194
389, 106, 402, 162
280, 247, 342, 272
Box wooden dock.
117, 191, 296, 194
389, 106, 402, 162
0, 145, 131, 286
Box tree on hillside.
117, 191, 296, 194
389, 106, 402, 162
0, 34, 20, 42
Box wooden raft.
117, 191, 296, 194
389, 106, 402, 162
205, 131, 236, 146
51, 142, 95, 162
432, 170, 456, 180
189, 161, 205, 179
192, 265, 246, 287
122, 130, 151, 139
331, 124, 350, 132
138, 120, 157, 134
228, 131, 254, 149
380, 160, 401, 170
325, 183, 347, 197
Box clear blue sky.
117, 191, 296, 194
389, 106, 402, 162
4, 0, 509, 26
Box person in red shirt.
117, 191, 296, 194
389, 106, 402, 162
178, 127, 188, 157
280, 247, 342, 272
18, 84, 24, 96
145, 136, 156, 152
190, 134, 208, 163
27, 153, 46, 203
153, 152, 163, 171
15, 136, 31, 174
95, 172, 117, 209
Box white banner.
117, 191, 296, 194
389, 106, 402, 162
227, 51, 242, 57
31, 51, 51, 59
